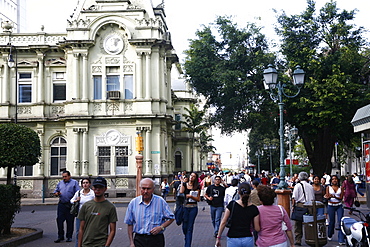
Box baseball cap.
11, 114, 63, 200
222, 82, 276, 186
93, 177, 107, 187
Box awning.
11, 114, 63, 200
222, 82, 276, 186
351, 104, 370, 133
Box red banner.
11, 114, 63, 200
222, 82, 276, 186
365, 142, 370, 183
285, 159, 299, 165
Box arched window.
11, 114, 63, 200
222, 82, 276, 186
50, 137, 67, 175
175, 151, 182, 169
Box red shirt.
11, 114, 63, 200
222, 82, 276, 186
261, 177, 268, 185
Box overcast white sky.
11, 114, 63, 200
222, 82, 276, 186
25, 0, 370, 160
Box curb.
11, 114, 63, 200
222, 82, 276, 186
0, 228, 43, 247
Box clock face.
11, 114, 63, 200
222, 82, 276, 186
103, 34, 124, 55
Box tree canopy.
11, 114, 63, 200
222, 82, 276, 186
0, 123, 41, 184
183, 1, 370, 176
276, 0, 370, 175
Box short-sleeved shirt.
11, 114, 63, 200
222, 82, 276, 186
206, 185, 226, 207
77, 199, 118, 247
226, 201, 259, 238
124, 194, 174, 234
257, 205, 293, 246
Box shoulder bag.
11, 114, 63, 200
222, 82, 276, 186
225, 201, 236, 228
70, 190, 80, 217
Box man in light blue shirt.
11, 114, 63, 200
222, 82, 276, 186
53, 170, 79, 243
124, 178, 174, 247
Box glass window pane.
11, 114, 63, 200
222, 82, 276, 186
19, 73, 31, 79
51, 157, 58, 175
60, 147, 67, 155
106, 75, 120, 91
124, 75, 133, 99
53, 84, 66, 101
94, 75, 102, 100
25, 166, 33, 176
19, 84, 32, 103
60, 138, 67, 144
51, 147, 59, 156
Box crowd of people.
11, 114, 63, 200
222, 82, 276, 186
52, 169, 364, 247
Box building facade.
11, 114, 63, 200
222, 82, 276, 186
0, 0, 199, 198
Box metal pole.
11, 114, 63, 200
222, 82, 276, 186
269, 147, 273, 174
278, 82, 287, 189
257, 152, 260, 174
289, 134, 293, 177
14, 47, 18, 124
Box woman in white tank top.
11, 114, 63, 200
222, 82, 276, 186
324, 175, 344, 244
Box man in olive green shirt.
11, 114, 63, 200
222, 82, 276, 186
78, 177, 118, 247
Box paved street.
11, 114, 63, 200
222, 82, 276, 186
12, 196, 369, 247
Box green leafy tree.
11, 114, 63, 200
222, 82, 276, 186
181, 103, 209, 171
198, 131, 216, 169
184, 16, 276, 133
0, 123, 41, 185
276, 0, 370, 175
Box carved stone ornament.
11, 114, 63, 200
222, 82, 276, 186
95, 129, 131, 148
103, 33, 124, 55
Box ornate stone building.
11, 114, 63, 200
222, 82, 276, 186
0, 0, 199, 198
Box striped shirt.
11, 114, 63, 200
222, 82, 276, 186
124, 194, 174, 234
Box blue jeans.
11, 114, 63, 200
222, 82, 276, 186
356, 184, 364, 196
75, 218, 80, 247
210, 206, 224, 235
327, 205, 344, 243
182, 206, 198, 247
227, 236, 254, 247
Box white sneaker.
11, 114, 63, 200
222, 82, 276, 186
339, 242, 346, 245
327, 237, 332, 241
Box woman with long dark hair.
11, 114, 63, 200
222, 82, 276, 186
312, 175, 325, 216
342, 175, 356, 208
325, 175, 344, 245
215, 183, 260, 247
180, 172, 200, 247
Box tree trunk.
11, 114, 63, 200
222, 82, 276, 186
302, 127, 335, 177
6, 165, 12, 185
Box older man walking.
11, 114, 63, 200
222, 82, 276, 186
124, 178, 174, 247
53, 170, 79, 243
291, 172, 315, 245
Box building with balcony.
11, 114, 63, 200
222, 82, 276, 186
0, 0, 199, 198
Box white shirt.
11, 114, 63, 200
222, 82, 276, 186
70, 188, 95, 209
323, 174, 331, 185
292, 181, 314, 203
224, 186, 238, 206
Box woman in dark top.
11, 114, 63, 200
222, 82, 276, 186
179, 172, 200, 247
312, 175, 325, 216
215, 183, 260, 247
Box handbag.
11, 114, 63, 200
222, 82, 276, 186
225, 201, 236, 228
354, 197, 360, 207
291, 206, 309, 221
174, 204, 185, 225
70, 190, 80, 217
278, 205, 288, 231
291, 183, 309, 221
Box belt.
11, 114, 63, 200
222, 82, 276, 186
135, 233, 163, 237
328, 202, 342, 206
184, 204, 197, 208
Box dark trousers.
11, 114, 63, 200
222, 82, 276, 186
56, 202, 74, 239
134, 233, 164, 247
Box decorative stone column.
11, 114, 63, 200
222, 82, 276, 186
81, 128, 89, 176
2, 54, 10, 103
72, 128, 81, 176
36, 51, 44, 103
81, 53, 88, 100
36, 129, 45, 176
144, 129, 152, 175
73, 53, 80, 100
145, 52, 151, 99
136, 52, 143, 99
